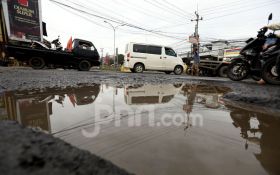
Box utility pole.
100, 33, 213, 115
116, 47, 119, 69
100, 48, 104, 68
191, 11, 203, 53
104, 21, 125, 71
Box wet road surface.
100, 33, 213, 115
1, 83, 279, 175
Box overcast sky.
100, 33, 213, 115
41, 0, 280, 55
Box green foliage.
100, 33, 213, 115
117, 54, 124, 64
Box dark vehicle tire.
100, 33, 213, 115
262, 57, 280, 85
199, 68, 214, 77
165, 71, 172, 74
130, 68, 135, 73
218, 65, 228, 78
199, 69, 204, 76
227, 60, 249, 81
173, 83, 182, 88
78, 60, 91, 71
29, 57, 45, 69
174, 65, 183, 75
134, 63, 144, 73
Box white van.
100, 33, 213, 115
123, 42, 185, 75
124, 84, 183, 105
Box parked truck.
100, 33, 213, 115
6, 38, 101, 71
183, 47, 242, 77
0, 0, 100, 71
199, 48, 242, 77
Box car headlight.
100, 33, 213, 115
223, 58, 231, 62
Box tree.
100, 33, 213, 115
117, 54, 124, 65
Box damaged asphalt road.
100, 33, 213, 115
0, 67, 279, 111
0, 121, 132, 175
0, 67, 280, 174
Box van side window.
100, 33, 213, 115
165, 47, 177, 57
147, 46, 162, 55
133, 44, 147, 53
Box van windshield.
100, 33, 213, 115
165, 47, 177, 57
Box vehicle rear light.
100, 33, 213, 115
125, 88, 128, 95
127, 53, 130, 61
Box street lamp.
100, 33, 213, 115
104, 21, 125, 70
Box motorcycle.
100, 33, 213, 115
30, 36, 63, 51
261, 49, 280, 85
50, 36, 63, 51
227, 14, 277, 81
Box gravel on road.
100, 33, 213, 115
0, 67, 279, 111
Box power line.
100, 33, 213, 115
200, 0, 250, 12
142, 0, 190, 20
152, 22, 190, 31
168, 40, 188, 47
116, 0, 188, 25
64, 0, 189, 36
202, 0, 276, 16
49, 0, 124, 26
80, 0, 150, 28
55, 3, 114, 30
65, 0, 127, 26
152, 0, 193, 18
87, 1, 141, 24
49, 0, 186, 40
56, 2, 162, 37
204, 0, 280, 21
162, 0, 194, 17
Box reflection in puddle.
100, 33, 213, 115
226, 104, 280, 175
0, 83, 279, 175
0, 85, 100, 133
124, 84, 182, 105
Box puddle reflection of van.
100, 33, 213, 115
124, 84, 182, 105
124, 43, 185, 75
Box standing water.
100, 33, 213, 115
0, 83, 279, 175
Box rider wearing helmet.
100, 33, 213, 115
258, 23, 280, 84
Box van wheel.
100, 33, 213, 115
173, 83, 182, 88
134, 63, 144, 73
165, 71, 172, 74
78, 60, 91, 71
174, 66, 183, 75
29, 57, 45, 69
218, 65, 228, 78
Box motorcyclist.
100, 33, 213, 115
266, 23, 280, 77
265, 23, 280, 32
258, 23, 280, 84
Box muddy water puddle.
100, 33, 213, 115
0, 83, 280, 175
